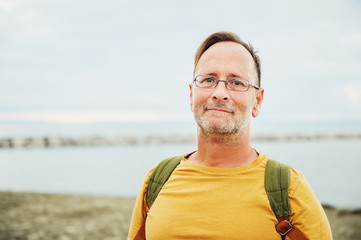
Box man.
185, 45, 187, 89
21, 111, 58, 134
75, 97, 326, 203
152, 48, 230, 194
128, 31, 332, 239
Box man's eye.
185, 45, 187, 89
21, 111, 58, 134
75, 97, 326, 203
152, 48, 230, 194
230, 80, 245, 86
202, 78, 215, 83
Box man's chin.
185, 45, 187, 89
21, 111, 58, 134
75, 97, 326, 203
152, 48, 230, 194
198, 121, 237, 135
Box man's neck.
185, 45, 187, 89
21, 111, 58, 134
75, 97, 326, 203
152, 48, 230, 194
188, 126, 258, 168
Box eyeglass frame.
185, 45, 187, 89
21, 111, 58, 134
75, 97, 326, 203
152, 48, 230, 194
193, 75, 260, 92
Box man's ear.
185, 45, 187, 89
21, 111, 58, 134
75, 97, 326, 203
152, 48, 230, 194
252, 88, 264, 118
189, 83, 194, 112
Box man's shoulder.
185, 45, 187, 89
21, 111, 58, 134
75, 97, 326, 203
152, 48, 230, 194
264, 158, 307, 191
288, 167, 310, 196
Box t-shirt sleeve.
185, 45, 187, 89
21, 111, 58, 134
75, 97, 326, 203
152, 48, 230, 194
287, 169, 333, 240
127, 168, 155, 240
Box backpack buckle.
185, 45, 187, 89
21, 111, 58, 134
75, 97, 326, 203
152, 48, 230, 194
276, 220, 293, 236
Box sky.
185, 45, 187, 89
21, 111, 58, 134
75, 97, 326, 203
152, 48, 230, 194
0, 0, 360, 124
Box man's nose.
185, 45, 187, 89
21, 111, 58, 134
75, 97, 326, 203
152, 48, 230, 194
212, 81, 229, 101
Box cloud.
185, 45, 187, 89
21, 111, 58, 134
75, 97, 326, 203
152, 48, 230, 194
0, 0, 15, 11
344, 84, 361, 108
260, 113, 353, 123
341, 33, 361, 46
0, 110, 191, 124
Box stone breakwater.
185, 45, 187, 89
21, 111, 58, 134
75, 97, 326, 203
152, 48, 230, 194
0, 133, 360, 149
0, 135, 197, 148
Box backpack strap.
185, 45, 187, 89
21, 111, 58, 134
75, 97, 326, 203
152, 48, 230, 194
146, 155, 183, 208
265, 159, 292, 218
265, 159, 309, 240
134, 155, 183, 240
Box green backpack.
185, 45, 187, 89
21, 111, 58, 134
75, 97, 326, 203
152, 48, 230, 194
144, 155, 309, 240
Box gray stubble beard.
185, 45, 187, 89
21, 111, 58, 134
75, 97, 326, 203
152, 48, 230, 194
194, 102, 252, 136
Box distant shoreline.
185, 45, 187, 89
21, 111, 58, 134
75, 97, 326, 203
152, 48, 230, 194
1, 133, 361, 149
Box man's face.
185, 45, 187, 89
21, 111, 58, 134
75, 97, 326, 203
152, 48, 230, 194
190, 41, 264, 135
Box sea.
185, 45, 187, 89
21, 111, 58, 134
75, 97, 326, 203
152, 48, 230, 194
0, 121, 360, 209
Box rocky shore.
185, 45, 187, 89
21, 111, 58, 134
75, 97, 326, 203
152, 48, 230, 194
0, 192, 360, 240
1, 133, 360, 148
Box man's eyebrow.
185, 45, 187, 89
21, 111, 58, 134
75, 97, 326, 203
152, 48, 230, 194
204, 72, 217, 76
229, 73, 244, 78
204, 72, 248, 79
230, 73, 250, 79
205, 72, 239, 77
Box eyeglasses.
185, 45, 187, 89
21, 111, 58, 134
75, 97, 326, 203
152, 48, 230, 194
193, 75, 259, 92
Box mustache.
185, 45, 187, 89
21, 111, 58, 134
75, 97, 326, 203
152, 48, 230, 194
202, 102, 236, 113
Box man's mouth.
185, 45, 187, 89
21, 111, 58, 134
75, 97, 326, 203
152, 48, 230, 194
207, 108, 232, 113
203, 102, 235, 114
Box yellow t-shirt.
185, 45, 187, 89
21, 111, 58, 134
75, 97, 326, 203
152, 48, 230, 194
128, 151, 332, 240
